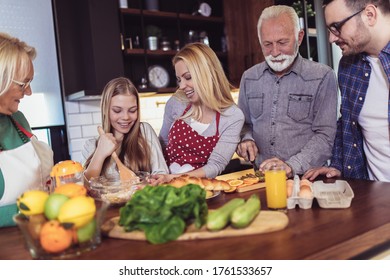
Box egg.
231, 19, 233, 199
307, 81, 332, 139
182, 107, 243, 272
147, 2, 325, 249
298, 185, 313, 199
286, 179, 294, 197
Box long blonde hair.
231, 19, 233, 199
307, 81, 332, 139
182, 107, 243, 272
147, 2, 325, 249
172, 42, 234, 121
0, 32, 36, 96
84, 77, 151, 173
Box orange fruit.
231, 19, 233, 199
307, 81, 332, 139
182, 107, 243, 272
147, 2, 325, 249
40, 220, 73, 253
54, 183, 87, 198
224, 185, 237, 193
243, 177, 260, 185
227, 179, 244, 187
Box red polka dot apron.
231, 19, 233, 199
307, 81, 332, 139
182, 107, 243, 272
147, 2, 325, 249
166, 105, 220, 171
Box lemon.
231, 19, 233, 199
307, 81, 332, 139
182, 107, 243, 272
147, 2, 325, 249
57, 196, 96, 228
17, 190, 49, 216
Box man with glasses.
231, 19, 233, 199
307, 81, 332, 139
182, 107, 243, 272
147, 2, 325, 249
237, 5, 338, 178
304, 0, 390, 182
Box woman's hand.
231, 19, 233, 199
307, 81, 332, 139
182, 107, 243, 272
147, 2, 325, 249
96, 132, 117, 159
148, 174, 174, 186
303, 167, 341, 181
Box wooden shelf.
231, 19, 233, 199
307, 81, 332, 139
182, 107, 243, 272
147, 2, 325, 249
179, 13, 224, 23
142, 10, 177, 18
120, 8, 141, 15
120, 9, 223, 23
124, 48, 145, 55
146, 49, 177, 56
119, 1, 225, 90
157, 87, 177, 93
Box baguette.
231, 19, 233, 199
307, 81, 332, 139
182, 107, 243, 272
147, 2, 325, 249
167, 175, 231, 191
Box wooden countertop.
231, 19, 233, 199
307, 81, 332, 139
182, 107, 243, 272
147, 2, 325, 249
2, 171, 390, 260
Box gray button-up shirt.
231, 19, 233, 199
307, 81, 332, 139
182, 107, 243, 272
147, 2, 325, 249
238, 55, 338, 175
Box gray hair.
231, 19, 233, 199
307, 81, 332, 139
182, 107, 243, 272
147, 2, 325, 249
0, 32, 36, 96
257, 5, 301, 44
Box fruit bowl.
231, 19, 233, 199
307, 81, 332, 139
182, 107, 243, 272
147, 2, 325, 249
88, 171, 150, 206
13, 200, 108, 259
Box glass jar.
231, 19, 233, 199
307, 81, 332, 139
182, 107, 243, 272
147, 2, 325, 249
50, 160, 84, 192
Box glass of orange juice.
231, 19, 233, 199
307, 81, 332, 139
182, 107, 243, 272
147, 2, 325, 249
265, 164, 287, 211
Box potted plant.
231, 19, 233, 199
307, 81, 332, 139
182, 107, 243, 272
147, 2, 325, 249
292, 1, 315, 28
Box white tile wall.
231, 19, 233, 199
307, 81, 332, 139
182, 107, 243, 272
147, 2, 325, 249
64, 91, 240, 163
65, 100, 101, 163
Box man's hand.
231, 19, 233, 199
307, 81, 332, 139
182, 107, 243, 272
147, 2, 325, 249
259, 157, 293, 178
303, 167, 341, 181
237, 140, 258, 162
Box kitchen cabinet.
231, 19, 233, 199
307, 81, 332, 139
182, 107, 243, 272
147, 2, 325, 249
223, 0, 274, 86
53, 0, 124, 100
54, 0, 277, 100
120, 0, 227, 93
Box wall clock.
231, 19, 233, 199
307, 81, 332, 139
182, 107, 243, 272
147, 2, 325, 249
198, 3, 212, 17
148, 65, 170, 88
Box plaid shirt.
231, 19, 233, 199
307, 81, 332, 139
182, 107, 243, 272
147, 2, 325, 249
330, 41, 390, 179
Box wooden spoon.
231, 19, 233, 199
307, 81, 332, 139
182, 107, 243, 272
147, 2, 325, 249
97, 126, 137, 181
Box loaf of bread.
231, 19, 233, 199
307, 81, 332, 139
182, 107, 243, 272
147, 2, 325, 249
167, 175, 231, 191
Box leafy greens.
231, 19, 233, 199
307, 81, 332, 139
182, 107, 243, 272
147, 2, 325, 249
119, 184, 208, 244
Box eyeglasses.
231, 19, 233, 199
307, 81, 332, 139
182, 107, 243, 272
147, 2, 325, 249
12, 79, 33, 90
327, 8, 365, 36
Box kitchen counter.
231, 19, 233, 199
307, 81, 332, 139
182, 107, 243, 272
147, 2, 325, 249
2, 171, 390, 260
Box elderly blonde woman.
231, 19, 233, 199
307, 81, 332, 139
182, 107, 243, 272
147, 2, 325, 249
158, 42, 244, 181
0, 32, 53, 227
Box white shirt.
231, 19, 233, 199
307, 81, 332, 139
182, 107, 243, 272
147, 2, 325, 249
358, 56, 390, 181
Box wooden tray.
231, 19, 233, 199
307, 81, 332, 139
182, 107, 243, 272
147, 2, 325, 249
101, 210, 288, 241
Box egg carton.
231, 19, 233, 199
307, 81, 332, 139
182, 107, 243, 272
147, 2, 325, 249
312, 180, 354, 209
287, 175, 314, 210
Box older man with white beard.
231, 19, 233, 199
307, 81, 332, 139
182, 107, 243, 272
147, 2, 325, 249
237, 5, 338, 178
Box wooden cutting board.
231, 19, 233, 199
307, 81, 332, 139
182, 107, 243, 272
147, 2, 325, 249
101, 211, 288, 241
236, 182, 266, 192
217, 169, 265, 193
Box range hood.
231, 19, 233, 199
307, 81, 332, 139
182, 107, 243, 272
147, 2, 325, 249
66, 90, 102, 101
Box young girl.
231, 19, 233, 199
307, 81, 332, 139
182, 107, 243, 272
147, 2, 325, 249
158, 43, 244, 182
83, 77, 168, 181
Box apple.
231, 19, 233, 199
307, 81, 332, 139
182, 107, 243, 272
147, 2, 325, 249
76, 218, 96, 243
44, 193, 69, 220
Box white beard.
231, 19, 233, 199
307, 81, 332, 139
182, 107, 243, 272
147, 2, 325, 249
265, 53, 297, 72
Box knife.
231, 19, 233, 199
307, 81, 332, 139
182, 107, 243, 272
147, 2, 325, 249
247, 151, 258, 173
250, 160, 258, 173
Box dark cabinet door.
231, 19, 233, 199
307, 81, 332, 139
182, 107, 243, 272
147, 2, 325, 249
224, 0, 274, 87
53, 0, 124, 99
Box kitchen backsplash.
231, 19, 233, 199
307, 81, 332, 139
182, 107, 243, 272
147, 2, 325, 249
64, 91, 239, 163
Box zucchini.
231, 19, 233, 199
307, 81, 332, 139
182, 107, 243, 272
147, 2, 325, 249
206, 198, 245, 231
230, 194, 261, 228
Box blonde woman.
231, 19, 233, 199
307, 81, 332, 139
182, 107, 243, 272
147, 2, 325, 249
158, 42, 244, 181
0, 32, 53, 227
83, 77, 168, 181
